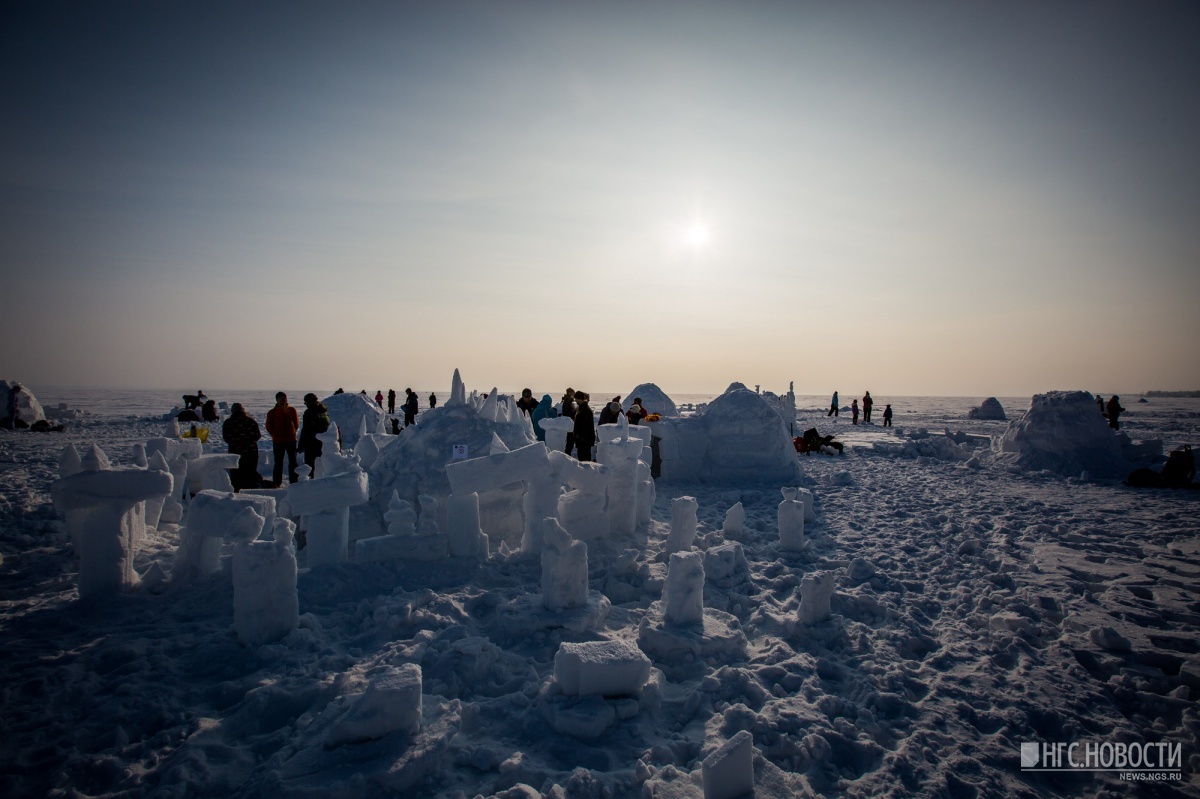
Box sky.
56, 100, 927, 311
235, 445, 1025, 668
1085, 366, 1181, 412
2, 1, 1198, 397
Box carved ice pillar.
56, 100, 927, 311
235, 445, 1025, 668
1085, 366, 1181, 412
663, 550, 705, 625
541, 518, 588, 611
666, 496, 698, 553
604, 415, 644, 538
51, 461, 173, 599
287, 467, 370, 567
778, 487, 805, 551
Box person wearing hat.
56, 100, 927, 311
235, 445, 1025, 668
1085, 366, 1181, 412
626, 400, 646, 425
265, 392, 300, 485
572, 391, 597, 462
597, 399, 622, 426
223, 403, 262, 491
299, 393, 332, 474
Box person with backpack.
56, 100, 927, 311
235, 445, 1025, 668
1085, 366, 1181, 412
265, 392, 300, 486
403, 388, 419, 427
299, 393, 332, 474
222, 403, 262, 491
1106, 395, 1125, 430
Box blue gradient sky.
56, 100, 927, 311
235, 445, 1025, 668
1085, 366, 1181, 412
3, 2, 1198, 396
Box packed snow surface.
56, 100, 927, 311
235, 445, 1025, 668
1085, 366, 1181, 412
0, 386, 1197, 799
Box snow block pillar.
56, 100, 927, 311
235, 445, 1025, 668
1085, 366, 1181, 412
233, 518, 299, 646
778, 487, 805, 551
287, 468, 369, 568
666, 496, 698, 553
664, 550, 705, 625
798, 570, 836, 624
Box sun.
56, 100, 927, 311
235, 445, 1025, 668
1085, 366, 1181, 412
683, 221, 710, 249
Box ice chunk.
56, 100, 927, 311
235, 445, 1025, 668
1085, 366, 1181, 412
722, 502, 744, 536
447, 492, 487, 559
704, 542, 747, 584
798, 570, 836, 624
542, 519, 588, 611
702, 729, 754, 799
232, 530, 298, 646
664, 550, 704, 625
326, 664, 423, 747
59, 443, 83, 479
553, 639, 651, 697
666, 496, 698, 553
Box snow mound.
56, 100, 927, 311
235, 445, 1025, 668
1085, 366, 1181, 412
992, 390, 1128, 477
654, 387, 801, 483
369, 400, 535, 527
2, 380, 46, 426
322, 391, 386, 450
622, 383, 677, 417
967, 397, 1006, 420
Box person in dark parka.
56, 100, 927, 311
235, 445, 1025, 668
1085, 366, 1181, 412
530, 394, 556, 442
572, 392, 596, 462
387, 389, 396, 414
403, 388, 419, 427
1106, 395, 1125, 430
222, 403, 262, 490
299, 393, 331, 473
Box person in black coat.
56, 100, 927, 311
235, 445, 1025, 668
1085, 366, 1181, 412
222, 403, 262, 490
299, 393, 331, 472
387, 389, 396, 414
1106, 395, 1125, 430
403, 388, 419, 427
572, 392, 596, 462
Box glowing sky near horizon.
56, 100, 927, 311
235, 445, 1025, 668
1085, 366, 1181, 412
2, 2, 1198, 397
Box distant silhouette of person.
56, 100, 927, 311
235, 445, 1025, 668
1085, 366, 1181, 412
5, 384, 21, 430
223, 403, 262, 491
1107, 395, 1125, 430
265, 392, 299, 485
201, 399, 218, 422
828, 391, 839, 417
390, 418, 400, 435
1097, 395, 1106, 417
573, 392, 596, 462
882, 404, 893, 427
387, 389, 396, 414
429, 392, 437, 408
862, 391, 873, 423
403, 388, 419, 427
560, 388, 577, 455
374, 390, 384, 408
851, 399, 859, 425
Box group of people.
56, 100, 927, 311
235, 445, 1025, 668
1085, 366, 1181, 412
220, 392, 332, 490
368, 388, 434, 426
828, 390, 892, 427
515, 388, 651, 463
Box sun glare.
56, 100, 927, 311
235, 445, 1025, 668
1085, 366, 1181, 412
683, 222, 710, 249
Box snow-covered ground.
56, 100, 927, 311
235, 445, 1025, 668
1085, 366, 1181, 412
1, 387, 1198, 798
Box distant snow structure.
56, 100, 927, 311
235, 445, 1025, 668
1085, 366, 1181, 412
622, 383, 678, 417
322, 391, 385, 452
1, 380, 46, 427
371, 370, 535, 544
652, 386, 802, 483
967, 397, 1007, 421
992, 390, 1129, 477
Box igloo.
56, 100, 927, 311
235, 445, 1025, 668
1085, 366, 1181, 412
322, 391, 387, 451
651, 386, 801, 483
1, 380, 46, 427
967, 397, 1007, 420
621, 383, 678, 417
992, 391, 1129, 477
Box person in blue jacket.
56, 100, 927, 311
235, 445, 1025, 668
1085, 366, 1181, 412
530, 394, 557, 442
828, 390, 839, 417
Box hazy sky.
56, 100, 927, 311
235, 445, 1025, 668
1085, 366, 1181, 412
3, 2, 1198, 397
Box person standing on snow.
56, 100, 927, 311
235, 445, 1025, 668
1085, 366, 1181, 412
387, 389, 396, 414
530, 394, 557, 442
223, 403, 262, 491
862, 391, 873, 423
1107, 395, 1125, 431
851, 399, 859, 425
265, 392, 299, 486
299, 393, 332, 474
572, 391, 596, 462
403, 388, 419, 427
882, 404, 893, 427
828, 391, 839, 418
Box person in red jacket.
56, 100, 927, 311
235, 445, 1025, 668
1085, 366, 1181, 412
265, 392, 299, 486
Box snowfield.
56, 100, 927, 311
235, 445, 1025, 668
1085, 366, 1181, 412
0, 387, 1197, 799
